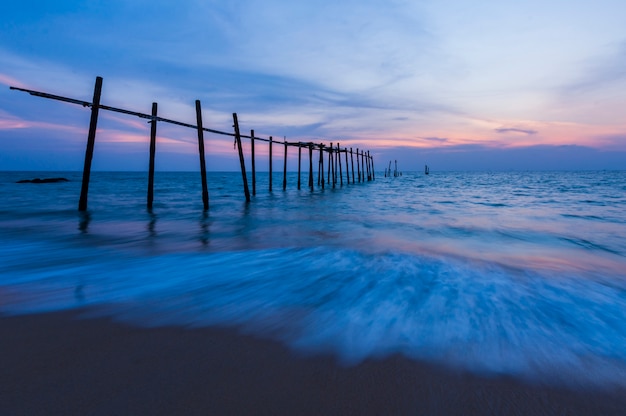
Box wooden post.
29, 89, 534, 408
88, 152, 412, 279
350, 148, 355, 183
282, 137, 287, 191
327, 143, 332, 186
361, 151, 366, 181
78, 76, 103, 212
337, 143, 343, 186
317, 145, 321, 186
232, 113, 250, 202
297, 144, 302, 190
147, 102, 157, 210
370, 152, 375, 180
196, 100, 209, 210
334, 144, 339, 185
344, 147, 349, 184
269, 136, 273, 192
319, 144, 325, 189
251, 129, 256, 196
308, 144, 313, 190
330, 144, 336, 188
356, 148, 361, 182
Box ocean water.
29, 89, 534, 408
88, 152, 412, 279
1, 170, 626, 387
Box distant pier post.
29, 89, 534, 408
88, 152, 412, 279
370, 152, 375, 180
269, 136, 273, 192
308, 144, 314, 190
147, 102, 157, 210
282, 137, 287, 191
232, 113, 250, 202
344, 147, 349, 184
361, 151, 366, 181
319, 144, 325, 189
195, 100, 209, 210
330, 143, 336, 188
356, 148, 361, 182
78, 76, 103, 212
327, 143, 332, 186
251, 129, 256, 196
337, 143, 343, 186
297, 144, 302, 190
350, 148, 355, 183
366, 151, 371, 181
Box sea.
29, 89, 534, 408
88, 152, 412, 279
1, 170, 625, 388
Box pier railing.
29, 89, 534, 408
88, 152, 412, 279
10, 76, 375, 211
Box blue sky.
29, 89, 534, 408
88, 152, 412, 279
1, 0, 625, 171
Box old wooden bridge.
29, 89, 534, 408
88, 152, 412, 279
10, 76, 375, 212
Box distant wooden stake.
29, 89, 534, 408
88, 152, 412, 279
308, 144, 314, 190
78, 76, 103, 212
350, 148, 355, 183
327, 143, 332, 186
356, 148, 361, 182
269, 136, 273, 192
232, 113, 250, 202
344, 148, 349, 184
331, 144, 336, 188
195, 100, 209, 210
361, 151, 366, 182
297, 144, 302, 190
147, 102, 157, 210
319, 144, 325, 189
251, 129, 256, 196
283, 138, 287, 191
370, 152, 375, 180
337, 143, 343, 186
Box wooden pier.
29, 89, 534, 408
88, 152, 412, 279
10, 76, 375, 211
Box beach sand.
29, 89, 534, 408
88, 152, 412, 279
2, 309, 625, 415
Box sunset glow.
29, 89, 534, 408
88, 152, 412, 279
1, 0, 625, 171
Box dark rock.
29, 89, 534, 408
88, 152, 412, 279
16, 177, 70, 184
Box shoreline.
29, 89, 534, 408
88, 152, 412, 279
2, 309, 626, 415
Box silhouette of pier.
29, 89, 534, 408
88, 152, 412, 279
10, 76, 375, 211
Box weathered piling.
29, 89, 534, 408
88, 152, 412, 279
344, 147, 349, 184
232, 113, 250, 202
269, 136, 273, 192
78, 76, 103, 212
319, 144, 325, 189
356, 148, 361, 182
195, 100, 209, 210
283, 138, 288, 191
337, 143, 343, 186
297, 144, 302, 190
147, 102, 157, 210
251, 129, 256, 196
327, 143, 332, 186
308, 144, 314, 190
370, 152, 375, 180
361, 151, 366, 181
330, 143, 336, 188
350, 148, 355, 183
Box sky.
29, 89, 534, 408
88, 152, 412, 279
1, 0, 625, 171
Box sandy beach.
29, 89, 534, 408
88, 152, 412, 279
1, 309, 625, 415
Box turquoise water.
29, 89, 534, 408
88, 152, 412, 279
1, 170, 625, 387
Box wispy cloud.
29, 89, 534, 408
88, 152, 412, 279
495, 128, 538, 135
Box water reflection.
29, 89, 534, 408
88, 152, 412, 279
147, 212, 157, 237
78, 212, 91, 233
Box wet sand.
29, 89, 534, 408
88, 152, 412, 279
2, 309, 625, 415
